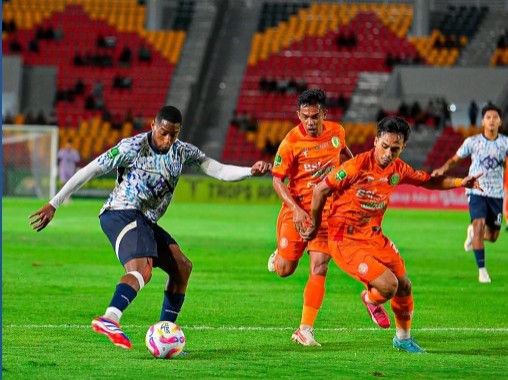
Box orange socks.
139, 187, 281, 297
301, 274, 326, 327
391, 294, 414, 330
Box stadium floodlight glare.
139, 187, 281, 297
2, 124, 58, 199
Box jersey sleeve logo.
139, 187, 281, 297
335, 169, 347, 181
107, 147, 120, 159
331, 136, 340, 148
389, 174, 400, 186
274, 154, 282, 167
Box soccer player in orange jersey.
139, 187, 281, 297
268, 89, 353, 346
302, 116, 482, 353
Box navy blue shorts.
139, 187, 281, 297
468, 194, 503, 230
99, 209, 177, 266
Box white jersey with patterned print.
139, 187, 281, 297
456, 133, 508, 198
97, 132, 206, 223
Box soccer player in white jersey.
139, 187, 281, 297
29, 105, 272, 349
432, 103, 508, 283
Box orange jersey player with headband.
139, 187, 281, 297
303, 116, 482, 353
268, 88, 353, 347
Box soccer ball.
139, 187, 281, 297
145, 321, 186, 359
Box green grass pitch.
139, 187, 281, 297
2, 197, 508, 379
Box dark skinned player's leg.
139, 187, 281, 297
91, 257, 154, 349
158, 243, 192, 322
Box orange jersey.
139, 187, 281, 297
325, 149, 430, 238
272, 120, 347, 210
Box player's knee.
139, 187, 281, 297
485, 229, 500, 242
178, 256, 193, 280
375, 275, 399, 299
276, 260, 297, 277
127, 270, 150, 290
310, 262, 329, 276
396, 278, 412, 297
472, 219, 485, 231
309, 253, 330, 276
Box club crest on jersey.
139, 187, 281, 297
274, 155, 282, 167
331, 136, 340, 148
335, 169, 347, 181
107, 147, 120, 159
389, 174, 400, 186
358, 263, 368, 275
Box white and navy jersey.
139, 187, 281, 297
456, 133, 508, 198
96, 132, 206, 223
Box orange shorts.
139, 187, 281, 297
276, 206, 330, 261
328, 229, 406, 286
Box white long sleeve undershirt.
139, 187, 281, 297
199, 158, 252, 181
50, 160, 103, 209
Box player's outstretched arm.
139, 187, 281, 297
431, 154, 462, 176
29, 203, 56, 232
422, 173, 483, 191
200, 158, 271, 181
28, 160, 103, 232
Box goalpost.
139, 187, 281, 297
2, 124, 58, 199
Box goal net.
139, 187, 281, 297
2, 124, 58, 199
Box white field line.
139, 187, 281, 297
4, 325, 508, 332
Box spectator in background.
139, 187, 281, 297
468, 100, 479, 126
398, 100, 409, 118
74, 78, 86, 95
259, 77, 270, 92
24, 110, 36, 125
119, 45, 132, 66
48, 111, 58, 125
45, 25, 55, 40
85, 94, 96, 110
73, 51, 85, 66
28, 37, 40, 53
277, 78, 290, 94
133, 113, 145, 131
36, 25, 45, 39
376, 107, 388, 122
138, 43, 152, 63
3, 111, 14, 124
440, 97, 451, 129
92, 80, 104, 98
287, 78, 298, 94
36, 110, 48, 125
113, 74, 123, 89
57, 139, 80, 187
3, 19, 17, 33
104, 35, 117, 49
296, 79, 308, 93
9, 37, 23, 52
425, 99, 442, 129
96, 33, 106, 48
411, 100, 425, 130
113, 74, 133, 90
54, 24, 64, 41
